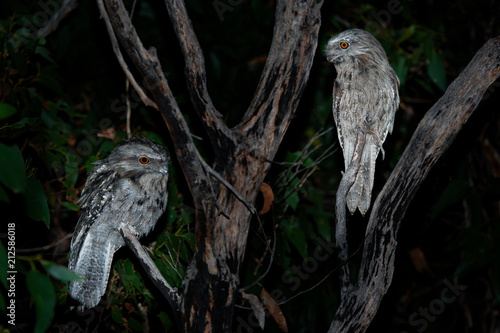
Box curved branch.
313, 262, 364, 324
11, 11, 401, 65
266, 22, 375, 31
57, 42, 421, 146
163, 0, 235, 155
328, 36, 500, 332
36, 0, 78, 38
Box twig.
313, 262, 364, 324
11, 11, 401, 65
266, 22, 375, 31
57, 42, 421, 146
17, 233, 73, 253
119, 226, 181, 328
96, 0, 158, 110
195, 150, 257, 215
335, 126, 366, 300
125, 79, 132, 138
239, 223, 277, 292
36, 0, 78, 38
273, 127, 337, 214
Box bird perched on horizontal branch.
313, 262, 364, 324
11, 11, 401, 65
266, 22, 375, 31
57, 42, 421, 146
68, 137, 169, 310
325, 29, 400, 215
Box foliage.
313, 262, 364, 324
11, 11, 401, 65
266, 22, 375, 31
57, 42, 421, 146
1, 0, 500, 332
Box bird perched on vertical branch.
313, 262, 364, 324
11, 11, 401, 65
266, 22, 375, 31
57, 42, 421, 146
68, 137, 170, 310
325, 29, 400, 216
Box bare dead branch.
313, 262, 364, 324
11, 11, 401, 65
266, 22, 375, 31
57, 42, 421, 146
35, 0, 78, 38
120, 226, 181, 327
17, 232, 73, 253
96, 0, 158, 110
328, 36, 500, 333
335, 127, 366, 300
163, 0, 233, 154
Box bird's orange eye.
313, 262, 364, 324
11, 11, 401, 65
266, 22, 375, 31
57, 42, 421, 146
139, 156, 149, 164
340, 41, 349, 49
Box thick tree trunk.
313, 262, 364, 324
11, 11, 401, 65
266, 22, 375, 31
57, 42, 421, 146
180, 1, 324, 330
100, 0, 323, 331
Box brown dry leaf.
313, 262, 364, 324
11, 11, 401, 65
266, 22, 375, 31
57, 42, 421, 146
261, 288, 287, 332
97, 127, 116, 140
259, 182, 274, 215
241, 291, 265, 330
247, 54, 268, 66
409, 247, 430, 274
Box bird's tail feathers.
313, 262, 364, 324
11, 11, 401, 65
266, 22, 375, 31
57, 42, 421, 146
346, 140, 378, 216
68, 235, 116, 311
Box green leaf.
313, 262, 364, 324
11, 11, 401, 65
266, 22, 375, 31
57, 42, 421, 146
118, 259, 142, 295
112, 310, 125, 324
27, 270, 56, 333
157, 311, 173, 329
8, 117, 38, 129
393, 55, 408, 86
35, 45, 55, 63
64, 153, 79, 189
427, 52, 447, 91
0, 144, 26, 193
41, 261, 82, 282
0, 103, 17, 120
60, 200, 80, 212
128, 316, 143, 331
397, 25, 416, 43
286, 191, 299, 210
24, 177, 50, 228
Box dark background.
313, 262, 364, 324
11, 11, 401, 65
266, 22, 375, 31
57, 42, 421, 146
1, 0, 500, 332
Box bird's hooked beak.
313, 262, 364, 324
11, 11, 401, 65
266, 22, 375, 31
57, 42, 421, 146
159, 163, 169, 175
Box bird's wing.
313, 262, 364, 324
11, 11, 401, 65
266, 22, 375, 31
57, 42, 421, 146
373, 71, 400, 145
70, 162, 118, 261
332, 79, 345, 151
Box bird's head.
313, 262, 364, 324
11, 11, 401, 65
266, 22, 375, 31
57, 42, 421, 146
105, 137, 170, 179
325, 29, 387, 66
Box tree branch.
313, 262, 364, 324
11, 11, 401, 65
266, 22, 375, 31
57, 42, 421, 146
335, 127, 366, 300
163, 0, 235, 155
328, 36, 500, 333
102, 0, 208, 209
120, 226, 182, 330
35, 0, 78, 38
236, 0, 323, 161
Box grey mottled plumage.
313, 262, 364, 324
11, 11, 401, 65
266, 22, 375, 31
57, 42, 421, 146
68, 137, 169, 310
325, 29, 399, 215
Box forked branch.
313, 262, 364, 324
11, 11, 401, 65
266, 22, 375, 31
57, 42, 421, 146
163, 0, 234, 153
